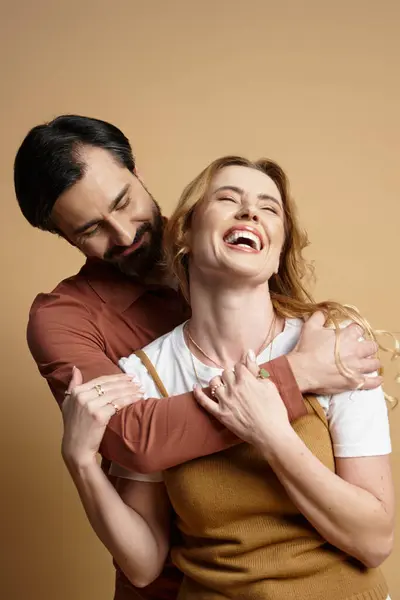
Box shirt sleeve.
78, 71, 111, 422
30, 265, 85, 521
27, 293, 121, 406
101, 354, 307, 473
109, 462, 163, 482
319, 381, 392, 458
28, 293, 306, 474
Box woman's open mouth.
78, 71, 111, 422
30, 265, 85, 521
223, 226, 263, 253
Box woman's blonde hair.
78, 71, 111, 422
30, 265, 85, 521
164, 156, 398, 402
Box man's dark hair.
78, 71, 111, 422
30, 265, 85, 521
14, 115, 136, 232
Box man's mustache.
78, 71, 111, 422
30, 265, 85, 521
104, 222, 151, 261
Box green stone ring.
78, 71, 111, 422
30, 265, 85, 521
258, 368, 270, 379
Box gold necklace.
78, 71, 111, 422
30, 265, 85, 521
185, 314, 277, 384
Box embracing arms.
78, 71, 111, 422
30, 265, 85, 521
28, 296, 381, 473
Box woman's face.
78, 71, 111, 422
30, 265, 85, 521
188, 165, 286, 285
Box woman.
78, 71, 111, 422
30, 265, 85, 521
63, 156, 395, 598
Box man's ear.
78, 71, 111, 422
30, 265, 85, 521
52, 226, 78, 249
134, 166, 143, 180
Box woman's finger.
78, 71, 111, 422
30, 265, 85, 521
73, 372, 136, 394
221, 368, 236, 387
244, 350, 260, 378
193, 385, 221, 418
209, 375, 228, 399
209, 375, 223, 389
100, 387, 145, 406
233, 361, 253, 382
85, 390, 141, 420
66, 366, 83, 394
72, 379, 144, 404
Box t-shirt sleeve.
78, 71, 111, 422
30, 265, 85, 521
319, 380, 392, 458
109, 461, 163, 482
109, 353, 164, 482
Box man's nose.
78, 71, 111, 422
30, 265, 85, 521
110, 219, 133, 247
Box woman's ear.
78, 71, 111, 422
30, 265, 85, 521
183, 227, 192, 251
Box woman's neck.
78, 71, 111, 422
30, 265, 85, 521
187, 274, 281, 369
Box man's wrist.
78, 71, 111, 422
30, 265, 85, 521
256, 424, 299, 464
286, 351, 314, 393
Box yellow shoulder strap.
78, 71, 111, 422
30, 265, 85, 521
303, 394, 329, 429
134, 349, 169, 398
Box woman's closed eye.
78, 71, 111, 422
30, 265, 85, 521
260, 203, 279, 214
218, 196, 239, 204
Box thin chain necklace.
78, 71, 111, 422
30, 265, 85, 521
185, 314, 277, 384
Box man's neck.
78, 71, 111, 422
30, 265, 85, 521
187, 273, 278, 369
141, 263, 177, 289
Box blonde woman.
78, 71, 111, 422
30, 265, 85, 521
63, 157, 394, 599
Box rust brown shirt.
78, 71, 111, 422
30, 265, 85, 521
27, 257, 306, 599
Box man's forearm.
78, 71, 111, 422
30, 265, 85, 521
100, 356, 306, 472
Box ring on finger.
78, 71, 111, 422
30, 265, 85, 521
211, 382, 226, 397
94, 383, 105, 397
257, 368, 270, 380
108, 401, 120, 413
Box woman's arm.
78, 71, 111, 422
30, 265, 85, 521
257, 431, 394, 567
194, 354, 395, 568
66, 459, 170, 587
61, 369, 170, 588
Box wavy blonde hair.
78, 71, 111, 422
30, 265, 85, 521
164, 156, 398, 402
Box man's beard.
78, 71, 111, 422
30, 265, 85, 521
104, 205, 164, 279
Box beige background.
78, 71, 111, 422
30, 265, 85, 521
0, 1, 399, 599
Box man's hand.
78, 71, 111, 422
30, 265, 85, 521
287, 311, 382, 395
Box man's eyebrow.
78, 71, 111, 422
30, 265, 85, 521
108, 183, 130, 212
73, 184, 130, 235
214, 185, 280, 205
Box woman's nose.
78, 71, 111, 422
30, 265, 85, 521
235, 205, 259, 223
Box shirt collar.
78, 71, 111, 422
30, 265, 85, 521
80, 258, 147, 312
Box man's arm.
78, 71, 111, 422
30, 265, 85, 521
28, 294, 305, 473
101, 356, 304, 472
28, 294, 121, 406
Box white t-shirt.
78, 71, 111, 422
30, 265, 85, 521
110, 318, 391, 482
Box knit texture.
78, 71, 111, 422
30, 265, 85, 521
164, 396, 388, 599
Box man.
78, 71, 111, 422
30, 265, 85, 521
14, 115, 381, 600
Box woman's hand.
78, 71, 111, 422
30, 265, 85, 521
193, 351, 291, 448
61, 367, 144, 469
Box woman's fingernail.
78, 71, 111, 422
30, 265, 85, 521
247, 349, 256, 362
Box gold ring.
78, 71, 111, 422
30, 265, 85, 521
94, 384, 105, 397
109, 401, 120, 413
210, 383, 226, 397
